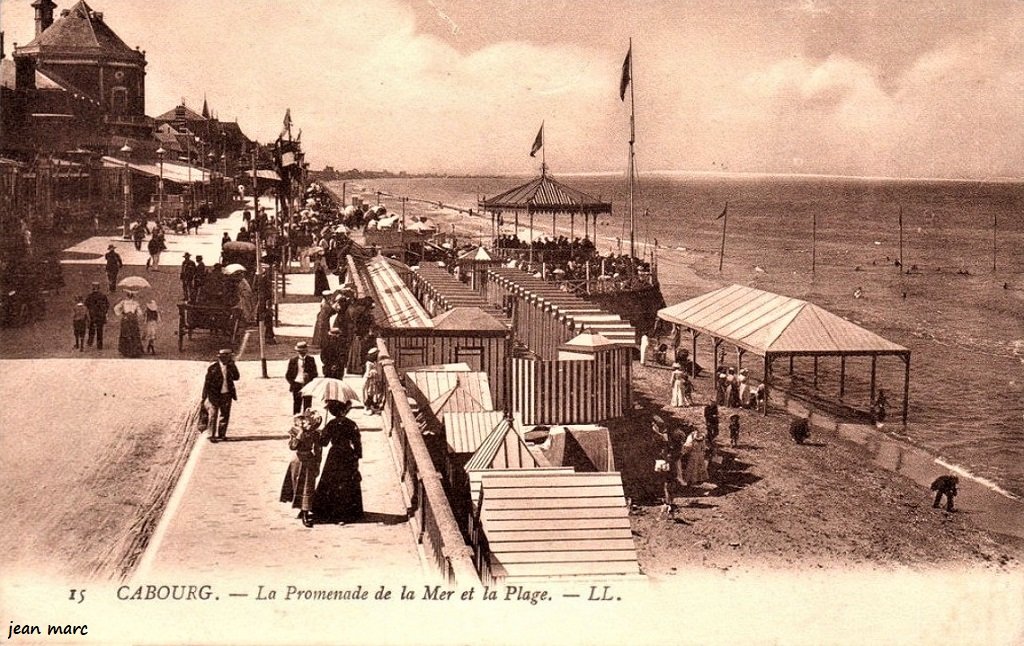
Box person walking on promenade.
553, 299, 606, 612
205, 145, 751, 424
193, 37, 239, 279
281, 409, 323, 528
202, 348, 240, 442
728, 414, 741, 447
180, 252, 197, 300
311, 290, 335, 349
113, 290, 144, 357
192, 256, 207, 300
84, 282, 109, 350
72, 296, 90, 351
313, 251, 330, 296
313, 399, 364, 524
286, 341, 318, 414
346, 297, 375, 375
146, 231, 166, 271
104, 245, 123, 293
143, 300, 159, 355
930, 475, 959, 512
320, 328, 346, 379
132, 222, 146, 251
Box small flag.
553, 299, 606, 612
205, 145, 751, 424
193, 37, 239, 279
715, 202, 728, 220
529, 122, 544, 157
619, 44, 632, 101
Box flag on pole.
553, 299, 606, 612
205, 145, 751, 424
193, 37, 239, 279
283, 108, 292, 131
715, 202, 728, 220
619, 44, 632, 101
529, 123, 544, 157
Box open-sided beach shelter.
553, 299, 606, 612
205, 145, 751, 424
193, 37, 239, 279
473, 470, 640, 583
658, 284, 911, 422
479, 169, 612, 246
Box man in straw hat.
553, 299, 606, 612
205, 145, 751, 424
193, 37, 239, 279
286, 341, 319, 414
202, 348, 241, 442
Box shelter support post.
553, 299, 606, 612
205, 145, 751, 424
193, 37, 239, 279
690, 329, 698, 377
813, 356, 819, 390
736, 347, 744, 370
839, 356, 846, 400
570, 212, 575, 240
789, 355, 794, 375
870, 355, 877, 405
762, 355, 771, 416
552, 212, 556, 236
902, 352, 911, 425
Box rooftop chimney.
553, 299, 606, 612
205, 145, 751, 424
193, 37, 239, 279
32, 0, 57, 37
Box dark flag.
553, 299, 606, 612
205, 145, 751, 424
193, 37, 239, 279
715, 202, 728, 220
619, 44, 632, 101
530, 123, 544, 157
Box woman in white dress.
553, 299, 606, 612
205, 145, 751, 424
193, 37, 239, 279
113, 290, 144, 357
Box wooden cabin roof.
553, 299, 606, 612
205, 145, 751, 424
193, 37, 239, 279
406, 370, 495, 419
464, 416, 540, 472
444, 410, 507, 455
477, 471, 640, 580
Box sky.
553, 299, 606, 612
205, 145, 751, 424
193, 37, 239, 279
2, 0, 1022, 179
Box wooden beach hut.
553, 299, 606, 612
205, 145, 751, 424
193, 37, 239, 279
471, 470, 640, 583
657, 284, 912, 422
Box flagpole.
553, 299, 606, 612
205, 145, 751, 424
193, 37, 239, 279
898, 205, 904, 269
542, 122, 546, 176
628, 37, 636, 260
719, 201, 728, 272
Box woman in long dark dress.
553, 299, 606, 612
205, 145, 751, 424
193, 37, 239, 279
313, 252, 330, 296
313, 399, 363, 524
113, 290, 144, 357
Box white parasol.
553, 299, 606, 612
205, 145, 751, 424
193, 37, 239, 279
222, 264, 246, 275
299, 377, 360, 403
117, 276, 151, 290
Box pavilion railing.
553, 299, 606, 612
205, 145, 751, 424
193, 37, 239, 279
375, 337, 480, 587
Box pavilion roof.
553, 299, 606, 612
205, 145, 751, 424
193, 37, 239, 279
480, 172, 611, 216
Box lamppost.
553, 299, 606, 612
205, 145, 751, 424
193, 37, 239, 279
207, 151, 215, 209
220, 153, 227, 207
120, 143, 133, 239
156, 146, 165, 225
195, 136, 205, 211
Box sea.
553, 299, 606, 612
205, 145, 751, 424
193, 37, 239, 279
330, 173, 1024, 498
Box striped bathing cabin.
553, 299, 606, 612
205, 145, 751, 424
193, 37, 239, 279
484, 267, 636, 359
470, 470, 640, 584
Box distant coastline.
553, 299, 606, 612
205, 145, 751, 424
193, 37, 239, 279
313, 167, 1023, 185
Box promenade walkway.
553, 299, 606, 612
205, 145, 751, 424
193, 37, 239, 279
60, 198, 426, 584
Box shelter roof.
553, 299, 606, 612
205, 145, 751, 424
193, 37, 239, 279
480, 173, 612, 215
101, 156, 211, 185
457, 246, 493, 262
243, 169, 282, 181
365, 256, 434, 328
19, 1, 143, 62
476, 470, 640, 580
432, 306, 507, 332
657, 284, 908, 357
464, 417, 539, 472
561, 332, 617, 351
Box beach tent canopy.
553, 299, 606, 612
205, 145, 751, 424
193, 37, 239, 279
479, 172, 611, 216
658, 284, 911, 422
657, 284, 908, 357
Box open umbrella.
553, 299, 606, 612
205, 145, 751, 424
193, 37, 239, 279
117, 276, 151, 291
222, 263, 246, 275
301, 376, 361, 402
300, 377, 361, 403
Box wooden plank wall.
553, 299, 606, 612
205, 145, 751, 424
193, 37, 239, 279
511, 352, 630, 425
382, 333, 508, 410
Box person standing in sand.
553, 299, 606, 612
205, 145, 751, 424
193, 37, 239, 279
680, 428, 709, 487
670, 363, 688, 407
930, 475, 959, 512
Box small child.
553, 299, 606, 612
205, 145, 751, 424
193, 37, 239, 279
728, 414, 740, 447
72, 296, 89, 351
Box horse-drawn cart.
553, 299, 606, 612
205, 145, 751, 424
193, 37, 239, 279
176, 302, 241, 351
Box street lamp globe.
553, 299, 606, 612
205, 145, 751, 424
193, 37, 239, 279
120, 144, 133, 238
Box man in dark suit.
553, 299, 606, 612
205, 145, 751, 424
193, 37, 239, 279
180, 252, 197, 301
202, 348, 240, 442
84, 281, 109, 350
285, 341, 318, 414
104, 245, 123, 293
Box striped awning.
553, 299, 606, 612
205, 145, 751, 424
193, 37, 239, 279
480, 173, 612, 215
365, 256, 434, 328
658, 284, 908, 357
102, 157, 212, 185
